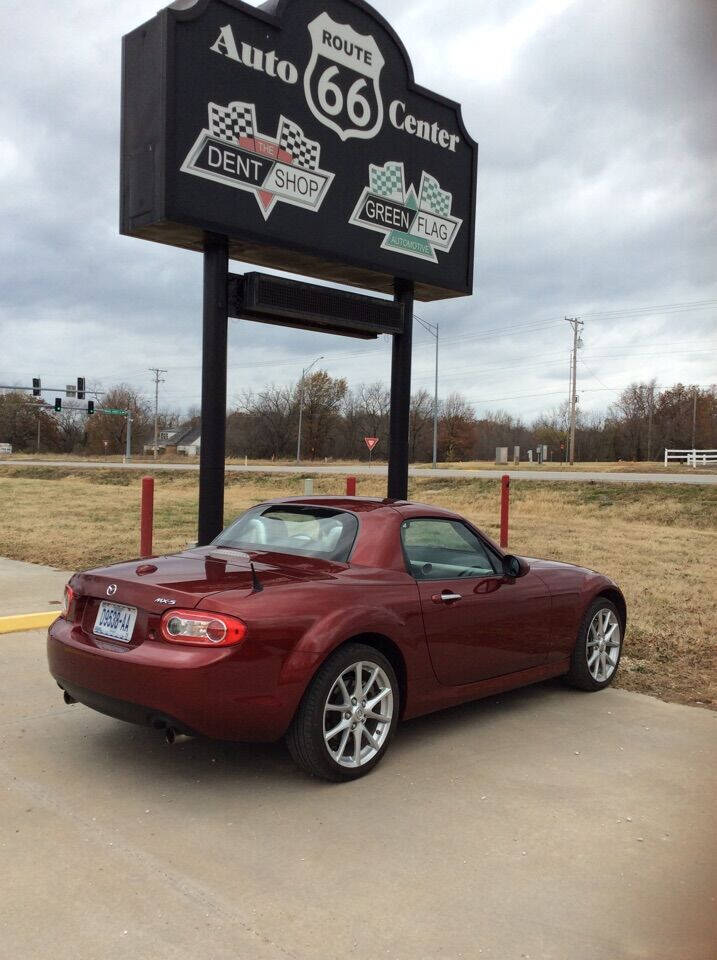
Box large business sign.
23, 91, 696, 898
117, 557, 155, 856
121, 0, 478, 300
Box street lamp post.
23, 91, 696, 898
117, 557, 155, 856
296, 355, 323, 463
416, 316, 439, 468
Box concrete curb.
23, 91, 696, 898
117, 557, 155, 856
0, 612, 58, 634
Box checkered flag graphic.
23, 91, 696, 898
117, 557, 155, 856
278, 117, 320, 170
369, 162, 405, 202
208, 101, 256, 143
419, 173, 452, 217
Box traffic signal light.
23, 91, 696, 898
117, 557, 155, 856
87, 400, 95, 415
32, 378, 41, 397
77, 377, 86, 400
54, 397, 62, 412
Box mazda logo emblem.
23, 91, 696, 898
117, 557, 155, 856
106, 584, 117, 597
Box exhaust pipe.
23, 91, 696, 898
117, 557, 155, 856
63, 690, 77, 705
164, 726, 193, 745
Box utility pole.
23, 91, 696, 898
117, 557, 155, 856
149, 368, 167, 459
566, 317, 583, 465
692, 387, 698, 450
296, 355, 323, 463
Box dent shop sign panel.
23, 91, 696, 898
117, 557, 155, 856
120, 0, 478, 300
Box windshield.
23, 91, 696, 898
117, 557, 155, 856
214, 505, 359, 562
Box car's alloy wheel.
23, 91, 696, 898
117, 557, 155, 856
323, 661, 394, 768
564, 598, 623, 691
586, 607, 621, 682
287, 643, 399, 781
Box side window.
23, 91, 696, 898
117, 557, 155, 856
401, 518, 498, 581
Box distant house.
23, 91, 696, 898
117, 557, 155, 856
174, 424, 201, 457
143, 423, 201, 456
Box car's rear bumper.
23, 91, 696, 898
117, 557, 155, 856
58, 680, 199, 736
47, 616, 302, 741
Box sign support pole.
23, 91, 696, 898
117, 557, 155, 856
198, 233, 229, 545
387, 278, 414, 501
125, 411, 132, 462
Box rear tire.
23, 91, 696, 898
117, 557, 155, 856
564, 598, 623, 691
287, 643, 399, 782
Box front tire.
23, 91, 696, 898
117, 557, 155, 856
564, 598, 623, 691
287, 643, 399, 782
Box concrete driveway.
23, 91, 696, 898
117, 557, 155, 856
2, 626, 715, 960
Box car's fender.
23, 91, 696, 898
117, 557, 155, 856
581, 575, 627, 630
278, 597, 434, 689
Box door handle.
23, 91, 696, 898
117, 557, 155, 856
431, 591, 462, 604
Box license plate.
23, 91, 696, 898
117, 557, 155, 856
93, 601, 137, 643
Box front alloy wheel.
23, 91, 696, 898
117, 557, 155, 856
287, 643, 399, 781
586, 607, 621, 682
565, 598, 623, 691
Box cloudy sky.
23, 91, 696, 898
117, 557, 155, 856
1, 0, 715, 423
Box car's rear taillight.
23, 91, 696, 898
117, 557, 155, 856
62, 584, 76, 621
159, 609, 247, 647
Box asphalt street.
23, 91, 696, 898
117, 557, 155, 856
1, 562, 715, 960
2, 458, 716, 485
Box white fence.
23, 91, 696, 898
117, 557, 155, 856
664, 448, 717, 467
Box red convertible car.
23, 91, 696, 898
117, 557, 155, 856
48, 496, 625, 781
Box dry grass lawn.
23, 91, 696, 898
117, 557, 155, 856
1, 466, 715, 710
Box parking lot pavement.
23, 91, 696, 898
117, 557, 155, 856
1, 628, 715, 960
0, 556, 70, 616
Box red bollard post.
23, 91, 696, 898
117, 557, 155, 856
346, 476, 357, 497
500, 474, 510, 549
140, 476, 154, 557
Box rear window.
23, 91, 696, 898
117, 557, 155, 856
214, 505, 358, 562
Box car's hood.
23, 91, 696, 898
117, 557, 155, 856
72, 546, 344, 612
524, 557, 593, 575
523, 556, 617, 592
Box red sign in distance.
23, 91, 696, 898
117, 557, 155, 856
364, 437, 379, 451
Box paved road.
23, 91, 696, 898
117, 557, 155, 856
2, 458, 716, 485
2, 564, 715, 960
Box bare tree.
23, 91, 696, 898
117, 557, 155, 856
299, 370, 347, 460
85, 385, 152, 454
439, 393, 476, 461
409, 389, 433, 461
356, 382, 390, 454
246, 384, 296, 459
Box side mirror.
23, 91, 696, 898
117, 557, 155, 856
502, 555, 529, 579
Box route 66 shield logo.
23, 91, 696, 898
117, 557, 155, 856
304, 12, 385, 141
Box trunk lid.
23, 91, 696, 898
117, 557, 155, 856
73, 545, 343, 615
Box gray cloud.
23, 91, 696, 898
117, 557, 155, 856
1, 0, 715, 419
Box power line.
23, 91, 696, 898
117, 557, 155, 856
580, 298, 717, 319
577, 357, 620, 394
459, 387, 613, 405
